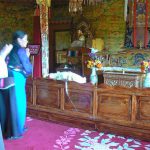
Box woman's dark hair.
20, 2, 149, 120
12, 30, 27, 44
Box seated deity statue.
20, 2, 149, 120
71, 29, 85, 48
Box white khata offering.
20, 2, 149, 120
49, 71, 86, 83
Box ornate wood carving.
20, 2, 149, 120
103, 72, 143, 88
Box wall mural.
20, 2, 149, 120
1, 0, 145, 71
81, 0, 125, 53
0, 2, 34, 49
51, 0, 125, 53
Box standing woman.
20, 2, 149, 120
0, 44, 13, 149
8, 30, 32, 137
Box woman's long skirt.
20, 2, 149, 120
0, 125, 5, 150
0, 71, 26, 138
0, 78, 21, 138
11, 71, 27, 135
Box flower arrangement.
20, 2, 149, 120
140, 60, 150, 73
86, 53, 103, 69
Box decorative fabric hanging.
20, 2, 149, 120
36, 0, 51, 77
124, 0, 128, 21
144, 0, 148, 48
133, 0, 137, 47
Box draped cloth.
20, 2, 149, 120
33, 7, 42, 78
34, 1, 50, 77
0, 56, 8, 78
124, 0, 128, 21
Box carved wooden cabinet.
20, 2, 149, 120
103, 72, 143, 88
35, 79, 62, 109
136, 95, 150, 125
64, 82, 93, 115
26, 78, 150, 141
26, 78, 33, 105
96, 93, 132, 121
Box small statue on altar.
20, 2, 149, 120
77, 29, 85, 43
71, 29, 85, 48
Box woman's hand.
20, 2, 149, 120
0, 44, 13, 59
26, 48, 30, 57
5, 44, 13, 52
